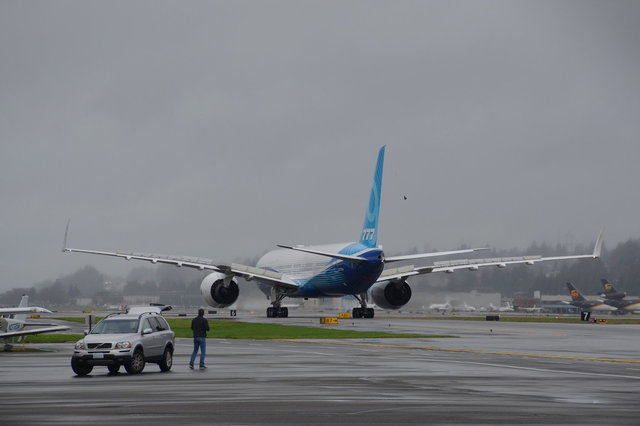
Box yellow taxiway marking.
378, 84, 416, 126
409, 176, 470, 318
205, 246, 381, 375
276, 339, 640, 364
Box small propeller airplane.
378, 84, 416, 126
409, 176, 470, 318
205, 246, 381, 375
1, 295, 70, 351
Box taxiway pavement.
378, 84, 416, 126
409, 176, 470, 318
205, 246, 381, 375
2, 317, 639, 425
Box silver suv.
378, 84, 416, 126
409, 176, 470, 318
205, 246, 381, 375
71, 307, 175, 376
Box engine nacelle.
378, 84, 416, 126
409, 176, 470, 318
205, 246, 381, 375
200, 272, 240, 308
370, 280, 412, 310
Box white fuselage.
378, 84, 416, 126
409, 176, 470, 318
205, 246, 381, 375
256, 243, 351, 281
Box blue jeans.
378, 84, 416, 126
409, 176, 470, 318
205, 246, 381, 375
190, 336, 206, 367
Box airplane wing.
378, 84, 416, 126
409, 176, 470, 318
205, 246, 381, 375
0, 325, 70, 339
0, 307, 53, 315
63, 248, 299, 290
227, 264, 299, 290
63, 247, 225, 272
377, 230, 604, 283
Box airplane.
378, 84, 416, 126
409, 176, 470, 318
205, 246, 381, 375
489, 302, 514, 312
563, 282, 617, 313
600, 278, 627, 300
1, 295, 70, 351
428, 301, 452, 312
63, 146, 605, 319
600, 279, 640, 313
452, 301, 477, 312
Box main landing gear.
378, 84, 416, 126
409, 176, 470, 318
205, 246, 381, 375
352, 293, 375, 319
266, 287, 289, 318
352, 307, 374, 318
266, 306, 289, 318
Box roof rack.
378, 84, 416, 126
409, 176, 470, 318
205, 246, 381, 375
101, 310, 162, 321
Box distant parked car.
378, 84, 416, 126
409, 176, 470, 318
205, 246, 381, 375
71, 306, 175, 376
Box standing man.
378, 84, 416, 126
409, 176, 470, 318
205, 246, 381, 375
190, 308, 210, 370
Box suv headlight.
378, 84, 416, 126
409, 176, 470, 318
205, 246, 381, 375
75, 340, 86, 350
116, 341, 132, 349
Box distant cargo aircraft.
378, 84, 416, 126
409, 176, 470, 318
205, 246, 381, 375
600, 278, 628, 300
64, 147, 604, 318
600, 279, 640, 313
1, 295, 70, 351
563, 283, 616, 313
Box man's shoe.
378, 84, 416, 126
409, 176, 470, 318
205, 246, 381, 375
199, 365, 207, 370
189, 364, 194, 370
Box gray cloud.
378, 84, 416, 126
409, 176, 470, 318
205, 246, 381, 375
1, 1, 639, 290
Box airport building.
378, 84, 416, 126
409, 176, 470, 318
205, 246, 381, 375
123, 295, 161, 305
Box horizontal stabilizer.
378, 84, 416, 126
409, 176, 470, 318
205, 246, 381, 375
276, 245, 368, 263
385, 247, 489, 263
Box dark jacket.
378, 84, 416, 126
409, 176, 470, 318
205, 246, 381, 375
191, 315, 210, 338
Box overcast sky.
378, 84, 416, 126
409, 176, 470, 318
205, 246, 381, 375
1, 1, 639, 292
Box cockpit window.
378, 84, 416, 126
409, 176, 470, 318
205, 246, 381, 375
90, 319, 139, 334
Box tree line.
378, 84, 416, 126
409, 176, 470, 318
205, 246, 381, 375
1, 238, 639, 307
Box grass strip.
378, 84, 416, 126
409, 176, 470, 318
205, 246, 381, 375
166, 319, 452, 339
20, 321, 451, 342
51, 317, 86, 323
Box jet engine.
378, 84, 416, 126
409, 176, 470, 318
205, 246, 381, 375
200, 272, 239, 308
369, 280, 412, 310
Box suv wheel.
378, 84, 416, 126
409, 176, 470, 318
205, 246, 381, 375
159, 346, 173, 372
124, 348, 145, 374
71, 358, 93, 376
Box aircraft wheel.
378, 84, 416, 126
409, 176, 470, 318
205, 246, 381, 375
279, 307, 288, 318
365, 308, 375, 318
352, 308, 362, 318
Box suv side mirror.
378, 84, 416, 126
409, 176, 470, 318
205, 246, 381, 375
142, 328, 153, 335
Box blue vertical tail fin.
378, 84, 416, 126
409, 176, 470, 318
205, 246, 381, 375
359, 146, 385, 248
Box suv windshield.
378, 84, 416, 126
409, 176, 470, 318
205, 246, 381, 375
90, 319, 139, 334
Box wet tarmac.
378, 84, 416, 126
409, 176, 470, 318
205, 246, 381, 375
2, 316, 639, 425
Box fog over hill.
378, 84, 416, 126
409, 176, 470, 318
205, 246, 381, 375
2, 238, 638, 308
